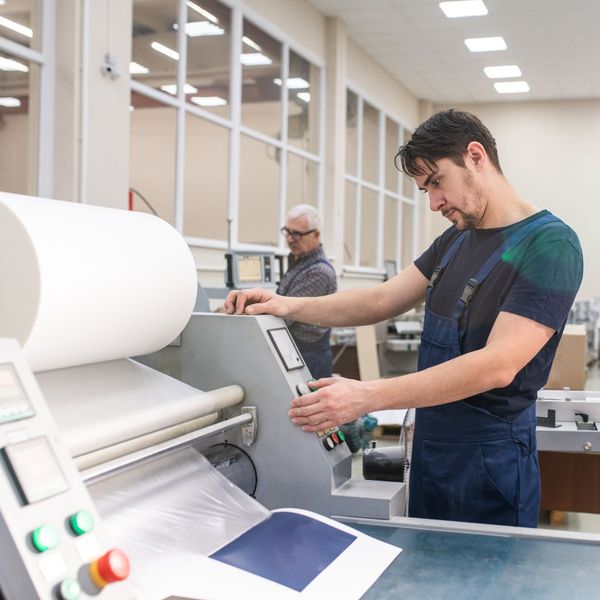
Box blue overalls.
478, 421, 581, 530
409, 213, 559, 527
278, 258, 335, 379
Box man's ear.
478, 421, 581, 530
466, 141, 486, 170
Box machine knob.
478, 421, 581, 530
323, 436, 335, 451
89, 549, 130, 589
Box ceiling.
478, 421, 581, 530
309, 0, 600, 104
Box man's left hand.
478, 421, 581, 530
289, 377, 370, 432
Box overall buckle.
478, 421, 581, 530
460, 278, 480, 304
429, 266, 444, 288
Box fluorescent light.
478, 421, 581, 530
0, 16, 33, 38
297, 92, 311, 103
186, 1, 218, 23
240, 53, 272, 66
494, 81, 530, 94
273, 77, 310, 89
129, 61, 149, 74
243, 36, 261, 51
191, 96, 227, 107
484, 65, 521, 79
161, 83, 198, 95
440, 1, 487, 18
464, 36, 506, 52
0, 57, 28, 72
151, 41, 179, 60
0, 97, 20, 107
185, 21, 224, 37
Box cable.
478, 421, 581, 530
129, 187, 159, 216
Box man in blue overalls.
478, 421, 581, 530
225, 110, 583, 527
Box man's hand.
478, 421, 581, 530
289, 377, 373, 432
224, 288, 290, 316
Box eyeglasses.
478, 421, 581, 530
280, 226, 316, 240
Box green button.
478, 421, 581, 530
337, 430, 346, 442
31, 524, 59, 552
59, 578, 81, 600
70, 510, 94, 535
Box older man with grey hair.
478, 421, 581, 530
278, 204, 337, 378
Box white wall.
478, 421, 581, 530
426, 100, 599, 299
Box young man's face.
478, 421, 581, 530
414, 157, 485, 230
283, 215, 320, 257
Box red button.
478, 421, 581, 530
96, 549, 130, 583
331, 433, 340, 445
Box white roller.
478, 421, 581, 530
0, 192, 198, 372
36, 358, 245, 456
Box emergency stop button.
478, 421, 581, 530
89, 549, 130, 589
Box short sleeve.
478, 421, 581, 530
414, 226, 459, 280
500, 224, 583, 332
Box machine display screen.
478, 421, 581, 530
237, 255, 263, 283
0, 364, 34, 423
2, 437, 69, 504
267, 328, 304, 371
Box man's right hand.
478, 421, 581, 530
224, 288, 290, 317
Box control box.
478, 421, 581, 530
0, 339, 133, 599
225, 251, 280, 290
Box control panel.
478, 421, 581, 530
295, 383, 347, 452
225, 251, 279, 290
0, 339, 133, 599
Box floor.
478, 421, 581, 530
350, 362, 600, 534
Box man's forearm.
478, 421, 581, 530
286, 287, 390, 327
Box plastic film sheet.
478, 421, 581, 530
89, 448, 401, 599
0, 192, 197, 372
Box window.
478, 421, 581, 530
343, 88, 417, 274
129, 0, 324, 254
0, 1, 51, 196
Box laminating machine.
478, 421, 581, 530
1, 192, 600, 600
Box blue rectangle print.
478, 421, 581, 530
210, 511, 356, 591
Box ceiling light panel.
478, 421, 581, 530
186, 2, 218, 23
161, 83, 198, 95
242, 36, 261, 51
185, 21, 224, 37
273, 77, 310, 89
151, 42, 179, 60
464, 36, 507, 52
439, 1, 487, 18
0, 57, 28, 72
484, 65, 521, 79
240, 53, 272, 66
0, 16, 33, 38
494, 81, 530, 94
129, 62, 149, 75
0, 97, 20, 107
191, 96, 227, 107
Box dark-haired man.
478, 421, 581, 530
225, 109, 583, 528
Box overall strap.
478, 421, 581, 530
426, 231, 469, 304
452, 212, 561, 331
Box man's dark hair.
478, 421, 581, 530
395, 109, 502, 177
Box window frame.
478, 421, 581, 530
0, 0, 54, 196
343, 84, 419, 276
129, 0, 325, 254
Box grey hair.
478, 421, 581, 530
286, 204, 321, 230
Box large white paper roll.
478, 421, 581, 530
0, 192, 198, 372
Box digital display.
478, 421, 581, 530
267, 328, 304, 371
2, 437, 69, 504
237, 255, 263, 283
0, 364, 34, 423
